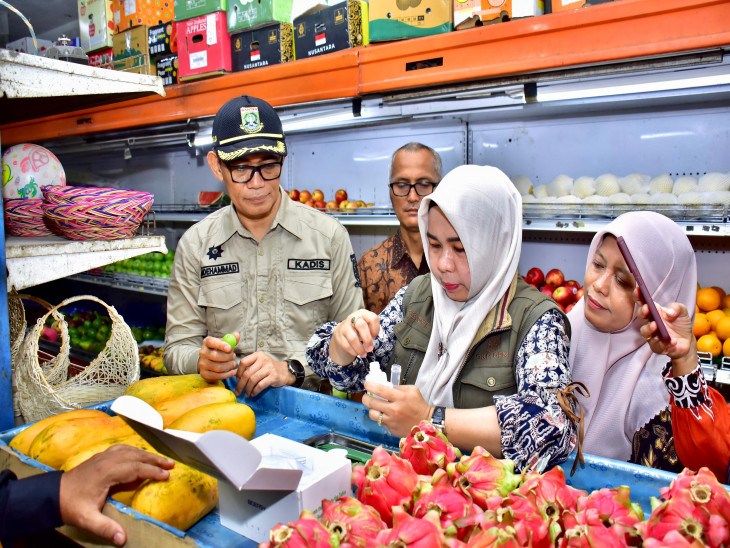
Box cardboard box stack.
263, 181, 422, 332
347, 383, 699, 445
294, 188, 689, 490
149, 22, 179, 85
369, 0, 451, 41
293, 0, 368, 60
231, 22, 294, 71
175, 0, 231, 81
453, 0, 542, 29
113, 0, 175, 32
227, 0, 293, 33
78, 0, 115, 65
114, 25, 155, 74
544, 0, 611, 13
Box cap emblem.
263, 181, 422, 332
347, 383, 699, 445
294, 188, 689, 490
240, 106, 263, 134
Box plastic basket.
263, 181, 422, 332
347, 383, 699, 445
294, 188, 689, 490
3, 198, 59, 237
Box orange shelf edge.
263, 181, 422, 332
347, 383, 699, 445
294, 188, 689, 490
2, 0, 728, 145
358, 0, 730, 93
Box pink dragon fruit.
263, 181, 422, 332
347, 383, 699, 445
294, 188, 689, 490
352, 446, 419, 527
560, 507, 630, 548
502, 492, 561, 548
659, 467, 730, 521
465, 525, 529, 548
642, 530, 705, 548
376, 506, 446, 548
321, 496, 385, 547
448, 446, 523, 510
576, 486, 643, 543
412, 474, 479, 540
399, 420, 462, 475
266, 509, 337, 547
644, 493, 720, 546
517, 466, 585, 520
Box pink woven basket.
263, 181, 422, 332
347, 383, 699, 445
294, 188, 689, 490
39, 186, 154, 240
4, 198, 60, 237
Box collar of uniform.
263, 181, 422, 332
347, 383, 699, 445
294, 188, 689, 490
273, 186, 304, 240
469, 271, 518, 346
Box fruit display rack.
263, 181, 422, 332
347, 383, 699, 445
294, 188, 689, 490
70, 271, 171, 296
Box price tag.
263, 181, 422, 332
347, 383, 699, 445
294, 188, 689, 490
715, 369, 730, 386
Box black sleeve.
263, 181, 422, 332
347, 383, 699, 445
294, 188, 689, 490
0, 469, 64, 546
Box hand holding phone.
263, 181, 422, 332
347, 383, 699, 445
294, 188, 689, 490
616, 236, 671, 343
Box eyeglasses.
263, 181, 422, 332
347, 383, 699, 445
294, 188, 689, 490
223, 161, 282, 184
389, 181, 438, 197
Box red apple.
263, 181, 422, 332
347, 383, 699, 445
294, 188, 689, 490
565, 303, 575, 313
312, 189, 325, 202
552, 286, 575, 308
325, 200, 338, 210
540, 284, 556, 298
563, 280, 581, 294
299, 190, 312, 203
545, 268, 565, 287
524, 267, 544, 287
304, 200, 314, 207
314, 200, 326, 209
335, 189, 348, 205
288, 189, 300, 201
575, 287, 584, 301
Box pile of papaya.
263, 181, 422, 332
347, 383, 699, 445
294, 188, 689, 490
9, 374, 256, 531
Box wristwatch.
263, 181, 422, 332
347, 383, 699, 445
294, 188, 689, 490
431, 406, 446, 433
287, 359, 305, 388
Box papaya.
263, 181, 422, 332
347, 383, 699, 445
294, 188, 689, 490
153, 385, 236, 428
168, 401, 256, 440
123, 374, 224, 407
29, 415, 135, 470
9, 409, 108, 456
130, 461, 218, 531
60, 432, 154, 471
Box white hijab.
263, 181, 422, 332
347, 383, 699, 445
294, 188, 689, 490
415, 165, 522, 407
568, 211, 697, 461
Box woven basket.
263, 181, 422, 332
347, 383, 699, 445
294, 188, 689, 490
3, 198, 59, 237
15, 295, 140, 422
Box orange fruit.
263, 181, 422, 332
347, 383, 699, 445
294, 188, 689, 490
724, 294, 730, 309
693, 313, 711, 338
724, 338, 730, 358
724, 308, 730, 316
707, 309, 726, 332
697, 333, 722, 358
716, 316, 730, 342
697, 287, 722, 312
713, 287, 727, 302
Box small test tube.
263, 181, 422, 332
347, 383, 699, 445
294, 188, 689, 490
390, 363, 402, 389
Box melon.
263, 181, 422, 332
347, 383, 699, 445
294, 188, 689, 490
198, 191, 224, 207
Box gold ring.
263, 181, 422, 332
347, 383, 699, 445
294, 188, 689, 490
378, 412, 384, 426
645, 336, 652, 342
351, 315, 360, 326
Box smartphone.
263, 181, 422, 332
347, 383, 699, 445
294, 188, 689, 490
616, 236, 671, 342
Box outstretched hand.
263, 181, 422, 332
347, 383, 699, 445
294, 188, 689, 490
329, 310, 381, 366
60, 445, 174, 546
362, 382, 431, 438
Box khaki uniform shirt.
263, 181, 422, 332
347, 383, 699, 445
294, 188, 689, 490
164, 187, 364, 377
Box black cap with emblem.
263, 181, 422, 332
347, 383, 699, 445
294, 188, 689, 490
212, 95, 287, 162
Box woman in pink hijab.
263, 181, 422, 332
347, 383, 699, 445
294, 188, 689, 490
568, 211, 697, 472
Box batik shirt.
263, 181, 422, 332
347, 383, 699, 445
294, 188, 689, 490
306, 286, 575, 472
357, 229, 429, 314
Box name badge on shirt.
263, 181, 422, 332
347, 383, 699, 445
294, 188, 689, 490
201, 263, 240, 278
287, 259, 331, 270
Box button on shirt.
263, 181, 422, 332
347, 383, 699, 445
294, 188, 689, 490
164, 187, 364, 376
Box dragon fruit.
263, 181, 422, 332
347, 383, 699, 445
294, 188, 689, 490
643, 530, 705, 548
265, 509, 337, 547
517, 466, 585, 523
561, 507, 630, 548
502, 492, 561, 548
352, 446, 419, 527
376, 506, 446, 548
576, 486, 643, 543
448, 446, 523, 510
465, 525, 529, 548
399, 420, 462, 475
412, 472, 479, 540
659, 467, 730, 521
321, 496, 385, 547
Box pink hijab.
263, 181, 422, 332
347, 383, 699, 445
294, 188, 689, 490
568, 211, 697, 462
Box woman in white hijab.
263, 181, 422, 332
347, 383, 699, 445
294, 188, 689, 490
568, 211, 696, 472
307, 165, 576, 472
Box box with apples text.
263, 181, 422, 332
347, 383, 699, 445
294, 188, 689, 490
231, 22, 294, 71
175, 0, 227, 21
293, 0, 368, 60
453, 0, 542, 29
176, 11, 232, 81
227, 0, 293, 33
369, 0, 451, 41
112, 0, 175, 32
78, 0, 115, 52
111, 395, 352, 543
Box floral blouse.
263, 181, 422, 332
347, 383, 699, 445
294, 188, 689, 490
306, 286, 575, 472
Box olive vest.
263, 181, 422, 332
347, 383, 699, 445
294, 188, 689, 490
386, 274, 570, 409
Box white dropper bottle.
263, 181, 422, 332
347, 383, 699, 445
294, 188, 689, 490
364, 361, 391, 399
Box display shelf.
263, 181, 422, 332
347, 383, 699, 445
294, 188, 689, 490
1, 0, 728, 145
5, 235, 168, 291
70, 271, 170, 296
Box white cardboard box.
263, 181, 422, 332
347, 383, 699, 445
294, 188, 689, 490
111, 395, 352, 543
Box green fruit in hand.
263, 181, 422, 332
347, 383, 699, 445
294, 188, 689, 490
222, 333, 237, 349
332, 388, 349, 399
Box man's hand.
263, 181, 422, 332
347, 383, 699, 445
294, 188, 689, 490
235, 351, 293, 398
330, 310, 381, 365
60, 445, 174, 546
198, 333, 240, 381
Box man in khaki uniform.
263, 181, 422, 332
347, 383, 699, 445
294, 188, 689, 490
164, 95, 363, 397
